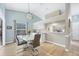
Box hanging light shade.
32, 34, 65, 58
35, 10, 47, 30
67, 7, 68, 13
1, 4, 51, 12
26, 3, 33, 20
26, 12, 33, 20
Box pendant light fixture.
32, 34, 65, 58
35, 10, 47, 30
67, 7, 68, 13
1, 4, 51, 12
26, 3, 33, 20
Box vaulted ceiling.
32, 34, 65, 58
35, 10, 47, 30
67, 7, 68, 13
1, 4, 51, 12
3, 3, 65, 19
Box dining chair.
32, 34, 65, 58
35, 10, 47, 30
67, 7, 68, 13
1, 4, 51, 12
29, 33, 41, 56
16, 35, 27, 53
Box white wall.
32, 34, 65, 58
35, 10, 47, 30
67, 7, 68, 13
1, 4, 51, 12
70, 3, 79, 16
70, 3, 79, 40
71, 22, 79, 40
46, 33, 66, 47
33, 21, 45, 32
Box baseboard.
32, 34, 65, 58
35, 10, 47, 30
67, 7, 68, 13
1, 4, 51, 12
6, 41, 14, 45
0, 46, 3, 48
46, 40, 65, 48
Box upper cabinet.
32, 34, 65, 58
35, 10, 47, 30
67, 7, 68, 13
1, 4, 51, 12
43, 10, 65, 24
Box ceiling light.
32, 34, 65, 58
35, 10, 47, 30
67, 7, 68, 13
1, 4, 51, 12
26, 3, 33, 20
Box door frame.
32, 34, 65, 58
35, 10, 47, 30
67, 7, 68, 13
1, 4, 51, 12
0, 17, 5, 46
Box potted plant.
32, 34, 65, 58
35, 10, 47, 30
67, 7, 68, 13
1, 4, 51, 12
28, 30, 31, 35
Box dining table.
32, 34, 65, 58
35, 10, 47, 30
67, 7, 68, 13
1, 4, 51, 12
17, 33, 36, 44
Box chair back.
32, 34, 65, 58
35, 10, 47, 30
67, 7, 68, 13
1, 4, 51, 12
16, 36, 20, 45
33, 34, 41, 48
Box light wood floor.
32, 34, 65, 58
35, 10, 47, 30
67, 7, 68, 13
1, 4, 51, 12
0, 42, 79, 56
70, 40, 79, 51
